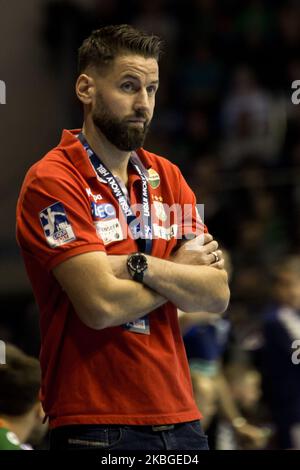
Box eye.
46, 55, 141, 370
147, 86, 157, 95
121, 82, 135, 92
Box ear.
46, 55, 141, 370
76, 74, 95, 105
32, 402, 45, 420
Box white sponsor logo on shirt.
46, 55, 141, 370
94, 218, 123, 245
85, 187, 103, 202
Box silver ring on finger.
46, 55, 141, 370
211, 251, 219, 263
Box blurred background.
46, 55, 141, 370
1, 0, 300, 449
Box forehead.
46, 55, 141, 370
109, 54, 159, 81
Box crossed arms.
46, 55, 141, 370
53, 233, 230, 330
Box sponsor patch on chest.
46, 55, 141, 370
94, 218, 124, 245
91, 202, 116, 220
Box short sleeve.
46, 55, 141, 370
16, 171, 105, 272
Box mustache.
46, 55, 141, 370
126, 112, 149, 121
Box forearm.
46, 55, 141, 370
104, 255, 167, 328
144, 255, 230, 313
105, 276, 167, 328
108, 253, 229, 314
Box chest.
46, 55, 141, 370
84, 175, 180, 258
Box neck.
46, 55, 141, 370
0, 414, 33, 443
82, 118, 131, 183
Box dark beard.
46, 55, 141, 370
92, 92, 150, 151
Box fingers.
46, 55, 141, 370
211, 259, 225, 270
210, 250, 224, 269
203, 233, 213, 244
187, 233, 216, 248
205, 240, 219, 253
189, 232, 212, 247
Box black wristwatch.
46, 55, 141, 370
127, 252, 148, 283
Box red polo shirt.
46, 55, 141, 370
16, 129, 204, 428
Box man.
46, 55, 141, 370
0, 344, 43, 450
16, 24, 230, 450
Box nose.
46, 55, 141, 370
134, 88, 150, 114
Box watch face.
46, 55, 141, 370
130, 254, 147, 273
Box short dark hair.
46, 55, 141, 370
0, 344, 41, 416
78, 24, 163, 74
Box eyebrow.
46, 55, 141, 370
120, 74, 159, 85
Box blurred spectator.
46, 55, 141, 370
0, 344, 46, 450
215, 362, 272, 449
179, 249, 270, 449
190, 370, 218, 431
262, 255, 300, 448
180, 310, 270, 449
220, 65, 286, 168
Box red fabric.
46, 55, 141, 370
16, 129, 203, 428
